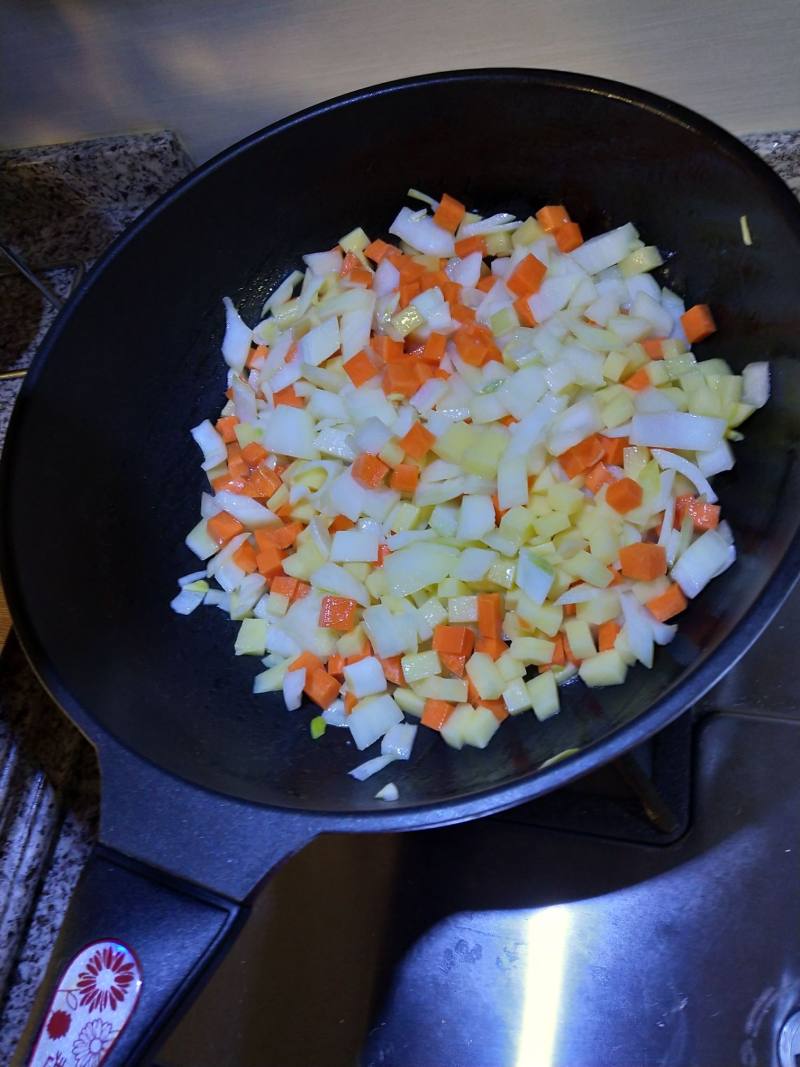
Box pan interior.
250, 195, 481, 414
4, 71, 800, 811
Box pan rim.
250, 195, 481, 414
3, 66, 800, 830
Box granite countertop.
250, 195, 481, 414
0, 125, 798, 1063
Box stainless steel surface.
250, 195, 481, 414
154, 586, 800, 1067
778, 1011, 800, 1067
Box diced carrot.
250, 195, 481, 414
563, 603, 577, 618
380, 656, 404, 685
227, 445, 248, 480
399, 280, 421, 308
506, 254, 547, 298
433, 193, 466, 234
600, 435, 628, 466
212, 475, 247, 494
647, 583, 688, 622
499, 415, 517, 427
455, 235, 487, 257
372, 335, 404, 363
399, 421, 435, 460
241, 441, 268, 466
551, 634, 567, 666
476, 635, 507, 660
364, 239, 392, 263
598, 620, 621, 652
559, 434, 605, 478
451, 303, 477, 324
606, 477, 643, 514
390, 463, 420, 492
348, 267, 372, 288
376, 544, 391, 566
514, 296, 536, 327
642, 339, 667, 360
344, 691, 358, 714
270, 574, 298, 600
477, 593, 503, 639
351, 453, 389, 489
536, 205, 570, 232
246, 344, 268, 369
453, 323, 495, 366
255, 544, 284, 578
624, 367, 651, 392
232, 541, 258, 574
433, 368, 451, 381
414, 361, 433, 385
619, 543, 667, 581
394, 256, 426, 283
257, 522, 302, 551
216, 416, 239, 443
419, 269, 450, 293
585, 462, 615, 494
440, 653, 466, 677
343, 350, 378, 387
422, 332, 447, 364
273, 385, 305, 407
329, 515, 355, 533
681, 304, 716, 344
675, 494, 720, 531
432, 625, 475, 657
491, 493, 507, 522
289, 650, 324, 675
421, 699, 455, 731
242, 464, 282, 499
383, 362, 420, 398
476, 275, 496, 293
275, 502, 294, 521
607, 566, 623, 586
441, 280, 462, 304
340, 251, 360, 275
207, 511, 245, 546
555, 221, 583, 252
319, 595, 359, 631
294, 581, 311, 600
327, 654, 345, 677
305, 668, 341, 709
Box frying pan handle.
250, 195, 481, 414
14, 844, 245, 1067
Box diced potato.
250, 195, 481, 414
601, 391, 635, 429
497, 652, 526, 681
440, 703, 475, 749
430, 503, 459, 537
401, 650, 442, 684
365, 569, 388, 599
515, 597, 563, 637
394, 687, 426, 717
448, 596, 479, 623
547, 484, 584, 517
379, 439, 405, 468
603, 350, 629, 383
282, 544, 326, 580
632, 576, 671, 604
508, 636, 555, 665
588, 524, 619, 565
466, 652, 505, 700
564, 620, 597, 660
561, 550, 613, 588
387, 502, 421, 533
463, 705, 503, 747
461, 428, 508, 478
414, 676, 469, 702
502, 678, 532, 715
532, 512, 571, 539
576, 590, 620, 626
579, 650, 628, 687
253, 661, 289, 693
486, 558, 516, 589
265, 592, 290, 617
525, 671, 560, 720
235, 618, 268, 656
418, 596, 448, 629
512, 217, 545, 246
438, 578, 471, 598
433, 423, 475, 464
337, 624, 367, 657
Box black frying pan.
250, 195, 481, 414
5, 69, 800, 1065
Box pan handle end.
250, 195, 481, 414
14, 845, 244, 1067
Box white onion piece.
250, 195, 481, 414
261, 270, 303, 316
191, 419, 227, 471
355, 416, 392, 455
322, 699, 349, 727
260, 406, 318, 459
221, 297, 253, 374
331, 528, 380, 563
658, 495, 675, 549
311, 562, 370, 607
570, 223, 638, 274
348, 694, 404, 750
373, 257, 400, 295
696, 440, 734, 478
650, 448, 718, 503
170, 586, 206, 615
231, 375, 257, 425
303, 249, 343, 276
341, 305, 374, 361
672, 529, 735, 598
602, 422, 633, 438
375, 782, 399, 802
298, 317, 341, 367
620, 592, 654, 668
411, 378, 448, 414
742, 362, 770, 408
381, 722, 417, 760
215, 491, 279, 529
630, 413, 726, 452
349, 754, 396, 781
282, 668, 306, 711
459, 213, 518, 237
556, 585, 602, 605
548, 397, 602, 455
631, 291, 673, 337
447, 251, 483, 287
389, 206, 454, 256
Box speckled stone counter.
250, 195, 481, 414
0, 126, 797, 1063
0, 130, 193, 1063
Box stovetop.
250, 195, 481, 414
2, 128, 800, 1067
147, 581, 800, 1067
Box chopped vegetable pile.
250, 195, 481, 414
173, 191, 769, 795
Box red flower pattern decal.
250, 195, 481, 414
76, 946, 136, 1012
45, 1009, 71, 1039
